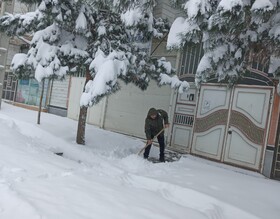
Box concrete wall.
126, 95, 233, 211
104, 80, 172, 139
13, 0, 35, 14
154, 0, 184, 22
66, 1, 181, 139
67, 77, 105, 127
67, 77, 172, 140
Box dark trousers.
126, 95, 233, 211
144, 135, 165, 159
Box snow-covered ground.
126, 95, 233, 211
0, 102, 279, 219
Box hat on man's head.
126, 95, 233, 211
148, 108, 157, 116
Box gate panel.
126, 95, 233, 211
223, 87, 272, 170
191, 85, 231, 160
171, 88, 196, 152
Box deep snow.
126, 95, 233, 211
0, 102, 279, 219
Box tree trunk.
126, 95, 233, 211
37, 79, 45, 125
76, 69, 93, 145
76, 105, 88, 145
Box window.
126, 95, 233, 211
2, 72, 17, 101
178, 43, 204, 79
250, 52, 270, 74
15, 78, 48, 107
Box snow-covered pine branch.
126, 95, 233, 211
1, 0, 94, 81
1, 0, 190, 107
81, 52, 189, 106
0, 11, 39, 36
78, 1, 188, 107
159, 74, 190, 93
167, 0, 280, 88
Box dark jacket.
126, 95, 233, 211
145, 108, 169, 140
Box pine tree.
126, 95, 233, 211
168, 0, 280, 88
0, 0, 189, 144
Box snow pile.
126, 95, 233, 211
159, 74, 189, 93
251, 0, 274, 12
75, 6, 88, 32
0, 103, 279, 219
80, 49, 128, 106
167, 17, 200, 49
121, 7, 143, 27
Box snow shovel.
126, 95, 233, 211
138, 128, 165, 155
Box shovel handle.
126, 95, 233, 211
138, 128, 165, 155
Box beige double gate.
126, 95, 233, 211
191, 84, 273, 171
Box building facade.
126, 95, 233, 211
0, 1, 71, 114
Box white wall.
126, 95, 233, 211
6, 44, 20, 65
67, 77, 85, 121
67, 77, 172, 139
67, 77, 105, 127
104, 80, 172, 139
66, 1, 180, 140
14, 0, 36, 14
154, 0, 184, 22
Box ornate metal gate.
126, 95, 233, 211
170, 87, 197, 152
191, 84, 273, 171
